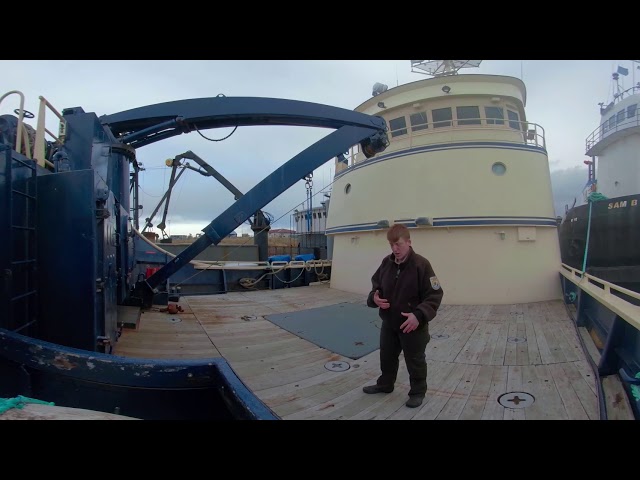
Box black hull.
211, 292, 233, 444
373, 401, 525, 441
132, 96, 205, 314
559, 193, 640, 293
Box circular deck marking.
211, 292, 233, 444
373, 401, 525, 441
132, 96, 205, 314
168, 317, 182, 323
325, 361, 350, 372
431, 334, 449, 340
498, 392, 535, 408
507, 336, 527, 343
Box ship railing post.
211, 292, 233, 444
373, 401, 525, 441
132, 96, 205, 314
34, 96, 65, 170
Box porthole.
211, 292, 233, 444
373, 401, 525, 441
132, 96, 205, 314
492, 162, 506, 176
345, 183, 351, 194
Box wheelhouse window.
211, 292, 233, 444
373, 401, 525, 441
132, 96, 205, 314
456, 106, 481, 125
627, 104, 637, 118
410, 111, 428, 131
507, 110, 521, 130
608, 115, 616, 130
617, 110, 626, 125
484, 106, 505, 125
432, 107, 452, 128
389, 116, 407, 137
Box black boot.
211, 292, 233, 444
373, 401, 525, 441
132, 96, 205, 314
405, 395, 424, 408
362, 384, 394, 394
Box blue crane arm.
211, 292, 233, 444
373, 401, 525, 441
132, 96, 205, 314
100, 96, 387, 148
113, 97, 389, 306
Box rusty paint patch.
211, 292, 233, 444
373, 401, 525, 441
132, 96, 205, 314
52, 355, 79, 370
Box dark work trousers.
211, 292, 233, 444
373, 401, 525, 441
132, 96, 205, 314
376, 320, 430, 396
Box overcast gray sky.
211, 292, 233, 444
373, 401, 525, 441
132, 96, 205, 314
1, 60, 631, 235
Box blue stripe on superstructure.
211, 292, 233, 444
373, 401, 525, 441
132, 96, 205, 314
433, 219, 557, 226
325, 224, 389, 234
436, 215, 555, 220
335, 141, 547, 180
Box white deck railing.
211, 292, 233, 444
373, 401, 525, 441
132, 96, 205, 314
559, 263, 640, 331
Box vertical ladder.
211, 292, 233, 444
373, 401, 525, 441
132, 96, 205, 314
5, 152, 38, 336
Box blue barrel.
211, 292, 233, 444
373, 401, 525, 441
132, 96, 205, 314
294, 254, 315, 262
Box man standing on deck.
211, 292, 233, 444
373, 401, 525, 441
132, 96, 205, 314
363, 223, 443, 408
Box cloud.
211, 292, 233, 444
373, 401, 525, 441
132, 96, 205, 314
0, 59, 620, 235
550, 165, 588, 217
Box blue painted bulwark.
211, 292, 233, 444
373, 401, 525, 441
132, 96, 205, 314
0, 94, 388, 419
559, 271, 640, 419
0, 328, 278, 420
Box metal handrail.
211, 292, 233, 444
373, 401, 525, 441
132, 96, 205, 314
34, 96, 65, 168
0, 90, 63, 169
585, 111, 640, 154
0, 90, 30, 157
343, 118, 545, 167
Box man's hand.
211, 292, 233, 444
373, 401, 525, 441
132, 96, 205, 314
373, 290, 390, 309
400, 312, 419, 333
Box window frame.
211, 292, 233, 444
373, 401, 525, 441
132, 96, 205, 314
432, 107, 452, 128
456, 106, 481, 126
389, 115, 408, 137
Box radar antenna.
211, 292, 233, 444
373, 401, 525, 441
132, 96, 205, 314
410, 60, 482, 77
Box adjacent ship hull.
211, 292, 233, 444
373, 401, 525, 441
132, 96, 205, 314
559, 193, 640, 295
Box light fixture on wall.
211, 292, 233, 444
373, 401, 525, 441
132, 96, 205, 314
441, 85, 451, 94
377, 219, 390, 228
377, 102, 386, 109
415, 217, 432, 226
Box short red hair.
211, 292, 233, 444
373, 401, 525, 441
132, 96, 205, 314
386, 224, 410, 243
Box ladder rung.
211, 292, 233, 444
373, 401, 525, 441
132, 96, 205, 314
11, 189, 36, 200
10, 225, 35, 231
11, 290, 36, 302
12, 157, 36, 169
11, 259, 37, 266
13, 320, 37, 334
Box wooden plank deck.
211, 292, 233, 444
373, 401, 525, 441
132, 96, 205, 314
114, 283, 602, 420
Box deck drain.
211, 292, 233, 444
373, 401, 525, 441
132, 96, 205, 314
507, 336, 527, 343
168, 317, 182, 323
325, 361, 350, 372
241, 315, 257, 321
498, 392, 535, 408
431, 334, 449, 340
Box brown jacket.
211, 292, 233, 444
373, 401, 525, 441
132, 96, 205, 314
366, 248, 443, 327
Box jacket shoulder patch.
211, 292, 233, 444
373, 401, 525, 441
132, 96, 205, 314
430, 276, 441, 290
